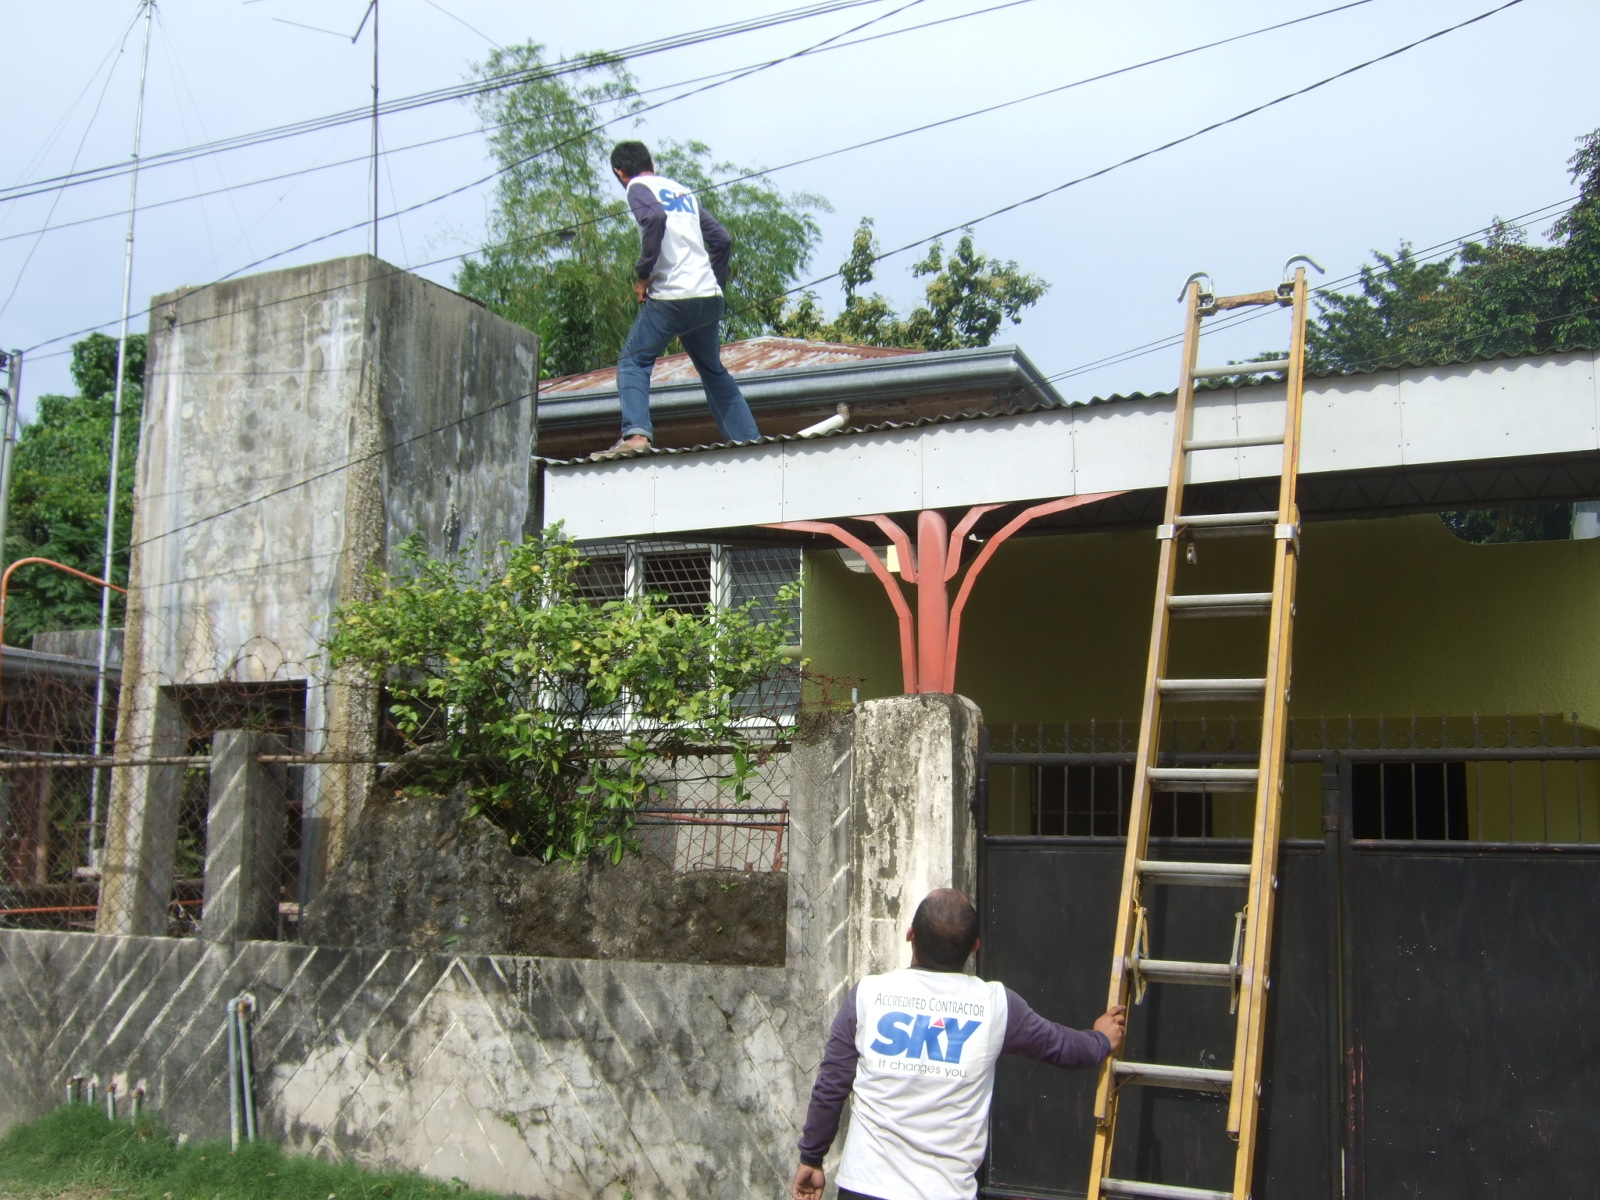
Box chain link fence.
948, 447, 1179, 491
2, 625, 799, 941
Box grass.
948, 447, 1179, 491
0, 1107, 512, 1200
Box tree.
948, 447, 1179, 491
1296, 129, 1600, 544
454, 43, 829, 378
772, 217, 1048, 350
3, 333, 142, 646
1307, 127, 1600, 374
324, 530, 798, 863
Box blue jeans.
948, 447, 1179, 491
616, 294, 760, 443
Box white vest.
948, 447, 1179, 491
837, 968, 1010, 1200
629, 174, 722, 300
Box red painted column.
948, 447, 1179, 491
916, 509, 950, 693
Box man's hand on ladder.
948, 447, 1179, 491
1095, 1005, 1128, 1052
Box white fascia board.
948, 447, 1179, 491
543, 350, 1600, 539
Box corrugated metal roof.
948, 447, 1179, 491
539, 394, 1068, 465
541, 336, 922, 395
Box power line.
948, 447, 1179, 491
1043, 194, 1581, 387
198, 0, 940, 286
0, 0, 1040, 250
761, 0, 1530, 318
128, 382, 540, 552
0, 7, 143, 320
19, 0, 1386, 358
417, 0, 501, 49
0, 0, 896, 205
104, 188, 1591, 524
0, 5, 142, 230
117, 0, 1548, 558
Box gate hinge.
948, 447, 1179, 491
1322, 814, 1339, 833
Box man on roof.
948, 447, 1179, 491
591, 141, 762, 460
792, 888, 1125, 1200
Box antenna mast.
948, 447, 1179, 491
89, 0, 155, 870
354, 0, 379, 258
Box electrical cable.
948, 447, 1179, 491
179, 0, 936, 289
12, 0, 1542, 624
1042, 194, 1581, 387
0, 8, 143, 320
128, 183, 1581, 554
0, 5, 142, 232
0, 0, 1040, 249
153, 3, 259, 269
745, 0, 1530, 324
0, 0, 899, 204
19, 0, 1390, 358
418, 0, 501, 49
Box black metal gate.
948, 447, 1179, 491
976, 720, 1600, 1199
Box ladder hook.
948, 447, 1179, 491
1176, 271, 1214, 303
1281, 254, 1325, 284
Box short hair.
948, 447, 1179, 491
912, 889, 979, 971
610, 141, 654, 177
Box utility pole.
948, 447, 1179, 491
89, 0, 155, 871
0, 349, 20, 564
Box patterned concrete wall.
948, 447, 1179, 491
0, 719, 857, 1200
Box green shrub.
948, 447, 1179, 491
324, 528, 798, 863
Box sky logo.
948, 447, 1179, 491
870, 1011, 983, 1063
658, 188, 697, 214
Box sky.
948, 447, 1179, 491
2, 0, 1598, 416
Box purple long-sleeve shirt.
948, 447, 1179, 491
797, 980, 1110, 1168
627, 182, 732, 289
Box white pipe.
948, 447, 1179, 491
797, 403, 849, 438
226, 999, 241, 1150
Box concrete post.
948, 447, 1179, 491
785, 711, 857, 1013
848, 693, 982, 978
201, 730, 289, 943
97, 688, 187, 935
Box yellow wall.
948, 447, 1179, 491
802, 514, 1600, 842
805, 514, 1600, 728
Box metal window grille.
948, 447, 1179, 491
985, 713, 1600, 846
575, 540, 803, 723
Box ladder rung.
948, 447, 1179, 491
1131, 956, 1239, 987
1183, 431, 1285, 452
1190, 358, 1290, 380
1178, 510, 1277, 529
1167, 591, 1273, 618
1113, 1060, 1233, 1092
1147, 766, 1258, 793
1137, 859, 1251, 887
1101, 1179, 1232, 1200
1158, 677, 1265, 703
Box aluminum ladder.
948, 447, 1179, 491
1086, 259, 1317, 1200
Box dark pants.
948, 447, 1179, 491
838, 1190, 891, 1200
616, 293, 759, 444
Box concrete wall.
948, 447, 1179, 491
804, 514, 1600, 726
0, 697, 982, 1199
99, 257, 539, 933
